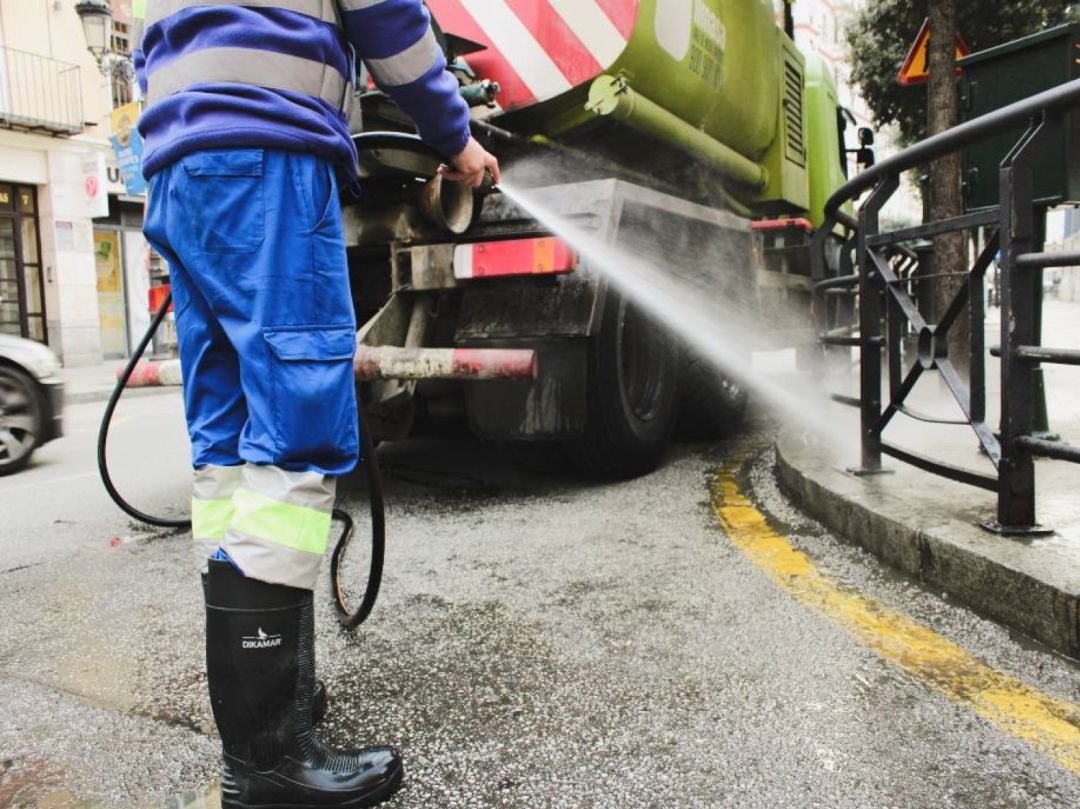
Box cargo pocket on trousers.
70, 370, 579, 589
181, 149, 265, 253
262, 326, 358, 470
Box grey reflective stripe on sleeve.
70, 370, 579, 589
146, 0, 340, 27
224, 529, 324, 590
241, 464, 336, 513
192, 463, 243, 501
145, 47, 348, 108
337, 0, 390, 10
364, 26, 441, 87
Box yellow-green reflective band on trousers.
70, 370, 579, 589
191, 497, 234, 541
230, 488, 332, 556
144, 0, 341, 27
145, 47, 349, 109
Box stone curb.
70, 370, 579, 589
64, 385, 179, 406
62, 360, 184, 406
774, 432, 1079, 660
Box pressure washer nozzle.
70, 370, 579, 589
479, 171, 498, 194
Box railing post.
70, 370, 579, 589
995, 117, 1052, 532
1028, 212, 1059, 441
853, 174, 899, 474
969, 243, 986, 426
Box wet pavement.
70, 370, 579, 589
1, 394, 1078, 806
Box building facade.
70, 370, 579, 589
0, 0, 150, 366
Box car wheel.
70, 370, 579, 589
0, 364, 44, 475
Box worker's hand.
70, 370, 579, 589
439, 136, 500, 189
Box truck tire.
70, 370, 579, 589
677, 352, 748, 439
566, 293, 679, 478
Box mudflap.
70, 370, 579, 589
462, 339, 588, 439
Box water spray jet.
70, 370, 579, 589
494, 177, 844, 442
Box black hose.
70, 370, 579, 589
97, 291, 384, 628
97, 291, 187, 528
330, 406, 385, 629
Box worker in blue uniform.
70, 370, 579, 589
135, 1, 499, 806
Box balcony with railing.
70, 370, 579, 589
0, 46, 85, 136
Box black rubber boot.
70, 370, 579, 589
204, 560, 403, 808
203, 569, 328, 725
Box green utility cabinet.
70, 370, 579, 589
960, 21, 1080, 211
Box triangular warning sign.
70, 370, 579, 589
898, 18, 970, 86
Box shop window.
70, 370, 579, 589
110, 20, 134, 107
0, 184, 46, 342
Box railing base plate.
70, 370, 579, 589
979, 521, 1054, 538
846, 466, 895, 477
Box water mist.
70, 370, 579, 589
495, 176, 849, 444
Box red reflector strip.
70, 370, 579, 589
454, 237, 577, 280
750, 218, 814, 233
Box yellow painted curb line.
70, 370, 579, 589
711, 457, 1080, 776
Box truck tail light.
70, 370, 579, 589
453, 237, 577, 280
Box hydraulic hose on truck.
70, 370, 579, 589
97, 291, 385, 630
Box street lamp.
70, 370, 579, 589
75, 0, 113, 70
75, 0, 136, 110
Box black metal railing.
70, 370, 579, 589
0, 47, 84, 136
811, 77, 1080, 534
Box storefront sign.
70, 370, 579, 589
110, 102, 147, 196
49, 150, 109, 219
83, 153, 109, 217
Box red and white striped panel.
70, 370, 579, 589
429, 0, 639, 111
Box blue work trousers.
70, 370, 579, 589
144, 149, 359, 477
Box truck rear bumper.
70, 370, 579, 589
354, 346, 538, 381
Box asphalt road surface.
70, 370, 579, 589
1, 393, 1077, 807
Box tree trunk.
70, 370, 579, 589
927, 0, 969, 372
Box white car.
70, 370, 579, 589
0, 334, 64, 475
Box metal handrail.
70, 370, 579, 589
812, 74, 1080, 534
822, 76, 1080, 221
